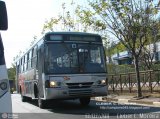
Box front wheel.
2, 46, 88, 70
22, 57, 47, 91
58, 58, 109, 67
38, 93, 46, 109
79, 97, 90, 106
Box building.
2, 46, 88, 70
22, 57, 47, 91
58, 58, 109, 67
110, 42, 160, 65
112, 51, 132, 65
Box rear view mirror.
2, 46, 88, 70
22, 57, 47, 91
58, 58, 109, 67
0, 1, 8, 30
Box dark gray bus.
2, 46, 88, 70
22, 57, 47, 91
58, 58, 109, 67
16, 32, 108, 108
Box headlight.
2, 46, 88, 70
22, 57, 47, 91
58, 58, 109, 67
50, 81, 56, 87
101, 80, 106, 85
96, 80, 106, 85
50, 81, 61, 88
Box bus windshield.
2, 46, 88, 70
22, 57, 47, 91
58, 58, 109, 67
45, 43, 106, 74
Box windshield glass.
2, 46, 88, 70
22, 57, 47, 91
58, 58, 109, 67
45, 43, 106, 74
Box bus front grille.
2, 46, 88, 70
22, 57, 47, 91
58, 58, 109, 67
68, 89, 92, 96
66, 82, 93, 89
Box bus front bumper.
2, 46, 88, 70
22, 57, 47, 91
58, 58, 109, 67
45, 86, 107, 100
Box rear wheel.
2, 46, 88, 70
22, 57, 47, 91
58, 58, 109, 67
79, 97, 90, 106
20, 87, 28, 102
21, 95, 28, 102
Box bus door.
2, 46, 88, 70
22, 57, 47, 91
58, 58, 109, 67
0, 1, 12, 113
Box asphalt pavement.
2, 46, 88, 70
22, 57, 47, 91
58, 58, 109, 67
1, 94, 160, 119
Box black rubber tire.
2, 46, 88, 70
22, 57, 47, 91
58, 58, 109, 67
21, 94, 28, 102
79, 97, 90, 106
20, 87, 28, 102
38, 93, 46, 109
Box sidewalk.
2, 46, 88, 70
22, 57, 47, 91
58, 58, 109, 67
95, 95, 160, 107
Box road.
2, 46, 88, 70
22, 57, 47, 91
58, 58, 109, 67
10, 94, 160, 119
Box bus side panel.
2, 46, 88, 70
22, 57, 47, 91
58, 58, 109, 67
18, 73, 25, 95
0, 92, 12, 112
0, 65, 12, 113
24, 69, 35, 97
32, 69, 38, 99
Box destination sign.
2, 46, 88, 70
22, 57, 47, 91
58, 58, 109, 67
46, 34, 101, 42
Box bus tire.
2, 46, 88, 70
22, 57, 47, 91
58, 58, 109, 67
34, 84, 38, 98
38, 93, 46, 109
21, 95, 28, 102
79, 97, 90, 106
20, 87, 27, 102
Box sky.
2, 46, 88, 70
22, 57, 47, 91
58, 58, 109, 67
1, 0, 85, 68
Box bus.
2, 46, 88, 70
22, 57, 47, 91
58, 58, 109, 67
15, 32, 108, 108
0, 1, 12, 113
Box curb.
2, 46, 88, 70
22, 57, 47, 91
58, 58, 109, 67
128, 99, 153, 105
95, 97, 160, 107
153, 102, 160, 106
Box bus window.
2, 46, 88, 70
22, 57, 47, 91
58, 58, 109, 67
31, 46, 37, 68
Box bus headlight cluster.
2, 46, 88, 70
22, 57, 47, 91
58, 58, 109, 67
101, 80, 106, 84
50, 81, 61, 88
96, 80, 106, 85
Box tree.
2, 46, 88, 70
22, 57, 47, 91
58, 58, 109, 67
77, 0, 159, 97
140, 19, 160, 70
42, 2, 80, 34
8, 64, 16, 80
75, 4, 110, 39
8, 64, 16, 93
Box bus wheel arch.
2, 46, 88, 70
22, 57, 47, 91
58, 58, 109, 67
79, 97, 90, 106
34, 84, 38, 98
34, 84, 46, 109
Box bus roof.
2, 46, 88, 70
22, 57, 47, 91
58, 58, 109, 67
45, 32, 101, 37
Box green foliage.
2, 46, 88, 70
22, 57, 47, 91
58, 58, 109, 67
42, 17, 62, 34
42, 2, 78, 33
8, 64, 16, 80
105, 41, 126, 58
107, 64, 135, 74
107, 63, 160, 74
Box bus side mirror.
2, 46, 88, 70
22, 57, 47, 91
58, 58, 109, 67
0, 1, 8, 30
